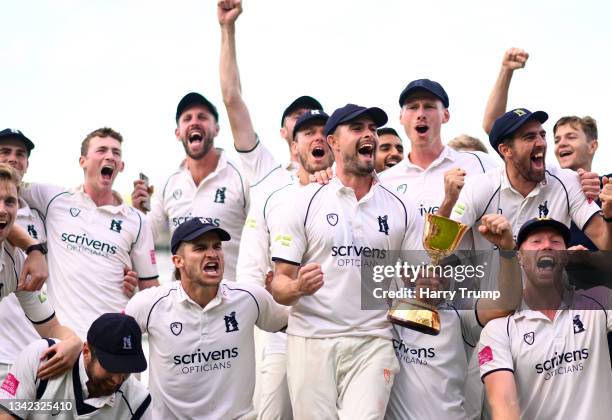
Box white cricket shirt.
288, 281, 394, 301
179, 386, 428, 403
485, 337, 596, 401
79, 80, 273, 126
235, 138, 297, 186
479, 288, 612, 420
0, 339, 152, 419
147, 150, 248, 282
20, 184, 158, 338
270, 176, 423, 339
386, 303, 483, 420
0, 200, 47, 364
125, 280, 288, 420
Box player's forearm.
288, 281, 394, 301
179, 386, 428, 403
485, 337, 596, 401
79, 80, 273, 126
483, 67, 514, 134
586, 216, 612, 251
271, 274, 301, 306
488, 392, 520, 420
8, 223, 37, 250
436, 197, 455, 218
220, 23, 242, 106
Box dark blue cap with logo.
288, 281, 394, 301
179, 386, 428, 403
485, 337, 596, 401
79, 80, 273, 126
280, 96, 323, 127
0, 128, 35, 152
489, 108, 548, 151
87, 313, 147, 374
324, 104, 388, 137
176, 92, 219, 123
293, 110, 329, 138
171, 218, 231, 254
398, 79, 449, 108
516, 218, 570, 248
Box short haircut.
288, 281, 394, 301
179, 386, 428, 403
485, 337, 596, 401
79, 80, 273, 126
553, 116, 598, 141
447, 134, 489, 154
80, 127, 124, 157
0, 163, 20, 187
377, 127, 401, 138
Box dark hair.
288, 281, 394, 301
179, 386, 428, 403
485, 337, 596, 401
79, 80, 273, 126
553, 116, 598, 141
377, 127, 401, 138
81, 127, 124, 156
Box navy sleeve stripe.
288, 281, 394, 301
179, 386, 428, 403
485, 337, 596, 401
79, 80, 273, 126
476, 185, 501, 223
271, 257, 301, 266
145, 288, 177, 333
506, 314, 512, 337
29, 312, 55, 325
379, 185, 408, 230
474, 298, 485, 328
227, 161, 247, 208
546, 170, 570, 216
481, 368, 514, 383
138, 276, 159, 281
304, 185, 326, 228
462, 151, 486, 173
223, 284, 261, 324
235, 138, 260, 154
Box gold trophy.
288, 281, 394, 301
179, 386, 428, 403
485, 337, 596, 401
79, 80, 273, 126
387, 214, 469, 335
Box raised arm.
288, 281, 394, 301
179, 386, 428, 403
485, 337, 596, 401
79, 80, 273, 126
482, 48, 529, 134
218, 0, 257, 152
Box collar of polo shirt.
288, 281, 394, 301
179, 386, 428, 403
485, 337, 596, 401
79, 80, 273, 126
402, 145, 455, 171
328, 172, 381, 195
514, 286, 576, 319
500, 167, 548, 194
176, 281, 226, 310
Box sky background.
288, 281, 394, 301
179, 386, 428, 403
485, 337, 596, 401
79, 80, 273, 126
2, 0, 611, 196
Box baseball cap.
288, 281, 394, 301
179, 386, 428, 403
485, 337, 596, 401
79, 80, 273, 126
176, 92, 219, 123
0, 128, 35, 152
280, 96, 323, 127
293, 110, 329, 139
489, 108, 548, 151
324, 104, 388, 137
398, 79, 449, 108
87, 313, 147, 374
171, 218, 231, 254
516, 217, 570, 248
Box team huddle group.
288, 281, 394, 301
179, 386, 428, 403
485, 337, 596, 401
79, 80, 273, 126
1, 1, 612, 419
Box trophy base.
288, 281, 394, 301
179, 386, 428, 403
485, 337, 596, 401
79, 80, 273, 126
388, 300, 441, 336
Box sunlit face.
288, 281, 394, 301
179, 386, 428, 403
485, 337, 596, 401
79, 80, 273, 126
519, 227, 568, 288
399, 91, 449, 147
175, 104, 219, 160
0, 139, 29, 181
280, 108, 311, 142
84, 344, 130, 398
501, 119, 547, 183
79, 136, 125, 192
292, 122, 334, 174
554, 123, 597, 171
328, 116, 378, 176
375, 134, 403, 172
173, 231, 225, 289
0, 181, 18, 243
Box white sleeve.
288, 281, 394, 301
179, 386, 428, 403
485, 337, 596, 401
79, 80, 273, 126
270, 189, 307, 266
236, 139, 279, 186
249, 284, 289, 332
19, 183, 65, 216
146, 186, 169, 243
236, 205, 270, 287
0, 340, 49, 414
478, 317, 514, 382
130, 212, 159, 280
125, 287, 158, 333
451, 180, 480, 227
563, 169, 601, 230
470, 151, 499, 173
401, 200, 424, 251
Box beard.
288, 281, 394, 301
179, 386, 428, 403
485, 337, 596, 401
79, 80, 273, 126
297, 149, 334, 175
342, 149, 374, 176
181, 135, 214, 160
511, 154, 545, 183
85, 363, 121, 398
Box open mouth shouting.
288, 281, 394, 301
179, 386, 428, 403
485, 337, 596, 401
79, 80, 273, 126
189, 130, 203, 144
0, 219, 9, 234
311, 144, 326, 161
357, 142, 375, 159
100, 165, 114, 181
415, 124, 429, 135
203, 261, 221, 277
530, 150, 545, 170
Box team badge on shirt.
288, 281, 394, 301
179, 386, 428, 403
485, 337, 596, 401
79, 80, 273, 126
214, 187, 227, 204
383, 368, 392, 384
173, 189, 182, 200
224, 311, 239, 333
396, 184, 407, 194
378, 215, 389, 235
524, 331, 535, 345
326, 213, 339, 226
70, 208, 81, 217
0, 373, 20, 396
170, 322, 183, 336
110, 219, 123, 233
573, 315, 585, 334
478, 346, 494, 366
27, 224, 38, 239
538, 201, 549, 218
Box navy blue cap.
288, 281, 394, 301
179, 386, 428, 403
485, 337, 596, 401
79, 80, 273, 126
516, 218, 570, 248
293, 110, 329, 139
171, 218, 231, 254
280, 96, 323, 127
0, 128, 35, 152
398, 79, 449, 108
87, 313, 147, 374
176, 92, 219, 123
489, 108, 548, 151
324, 104, 388, 137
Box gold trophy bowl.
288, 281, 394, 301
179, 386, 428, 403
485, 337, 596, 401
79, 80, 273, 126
387, 214, 469, 335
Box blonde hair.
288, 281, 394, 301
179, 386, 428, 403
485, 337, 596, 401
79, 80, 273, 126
448, 134, 488, 154
0, 163, 20, 186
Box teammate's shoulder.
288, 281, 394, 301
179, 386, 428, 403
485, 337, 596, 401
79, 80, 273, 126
131, 281, 178, 304
378, 159, 406, 181
546, 165, 579, 181
453, 149, 497, 172
221, 280, 269, 303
